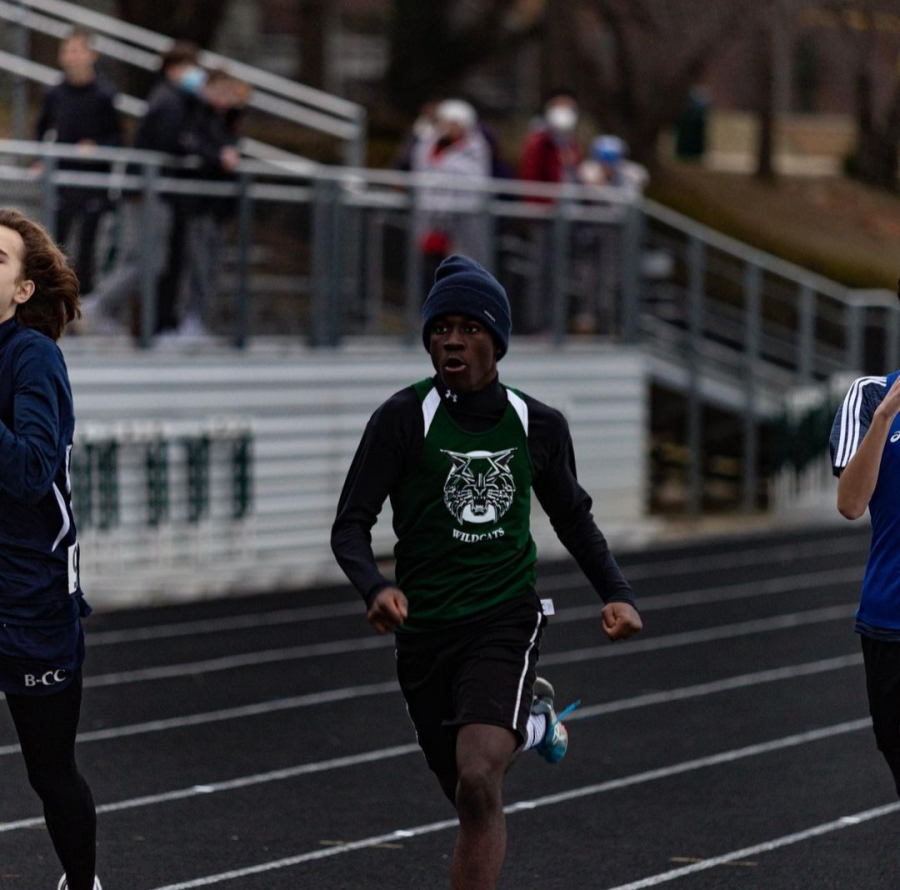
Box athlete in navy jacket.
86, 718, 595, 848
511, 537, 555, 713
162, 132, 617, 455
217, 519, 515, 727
0, 208, 101, 890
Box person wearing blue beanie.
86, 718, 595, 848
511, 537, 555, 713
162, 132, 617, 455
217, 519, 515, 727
333, 252, 642, 889
421, 254, 511, 359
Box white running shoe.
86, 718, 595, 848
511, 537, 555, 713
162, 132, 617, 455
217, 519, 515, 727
57, 876, 103, 890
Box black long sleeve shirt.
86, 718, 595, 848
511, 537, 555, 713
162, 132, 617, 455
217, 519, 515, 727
331, 374, 636, 610
35, 75, 121, 172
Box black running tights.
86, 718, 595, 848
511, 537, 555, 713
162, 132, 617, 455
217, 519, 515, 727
861, 635, 900, 798
6, 670, 96, 890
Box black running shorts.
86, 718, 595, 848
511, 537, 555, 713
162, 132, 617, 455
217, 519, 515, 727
395, 592, 546, 775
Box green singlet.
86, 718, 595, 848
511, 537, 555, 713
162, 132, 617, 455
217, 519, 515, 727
391, 378, 537, 630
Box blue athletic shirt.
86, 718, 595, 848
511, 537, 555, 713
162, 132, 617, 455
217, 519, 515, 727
830, 372, 900, 640
0, 317, 88, 694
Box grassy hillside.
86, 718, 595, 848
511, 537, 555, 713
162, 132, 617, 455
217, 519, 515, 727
647, 161, 900, 290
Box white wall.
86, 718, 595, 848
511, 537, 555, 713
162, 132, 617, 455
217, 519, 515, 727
61, 341, 650, 606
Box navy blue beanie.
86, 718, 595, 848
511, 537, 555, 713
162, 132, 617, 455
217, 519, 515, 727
421, 255, 512, 359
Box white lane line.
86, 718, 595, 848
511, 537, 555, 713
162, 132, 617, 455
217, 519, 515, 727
541, 603, 855, 668
556, 565, 863, 622
0, 650, 863, 758
79, 600, 857, 690
603, 801, 900, 890
0, 681, 400, 757
85, 538, 866, 646
0, 743, 420, 834
143, 718, 874, 889
84, 636, 395, 688
0, 654, 866, 832
567, 653, 863, 721
615, 534, 866, 582
89, 601, 364, 645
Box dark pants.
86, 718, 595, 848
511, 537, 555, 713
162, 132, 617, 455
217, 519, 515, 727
56, 189, 111, 297
6, 670, 97, 890
155, 198, 189, 333
861, 634, 900, 797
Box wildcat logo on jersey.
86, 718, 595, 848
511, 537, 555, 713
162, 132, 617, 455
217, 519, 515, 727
441, 448, 516, 524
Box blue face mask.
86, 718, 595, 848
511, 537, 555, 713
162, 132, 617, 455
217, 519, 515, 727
180, 67, 207, 95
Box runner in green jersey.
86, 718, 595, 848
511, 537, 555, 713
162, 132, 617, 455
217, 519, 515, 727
333, 254, 641, 889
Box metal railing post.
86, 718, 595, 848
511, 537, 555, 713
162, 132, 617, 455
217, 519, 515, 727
887, 304, 900, 372
138, 162, 159, 349
327, 178, 344, 346
364, 210, 385, 334
846, 301, 864, 373
797, 284, 815, 384
39, 153, 57, 236
620, 202, 644, 343
234, 171, 253, 349
344, 108, 367, 168
687, 235, 705, 516
404, 186, 422, 346
550, 196, 571, 344
310, 177, 333, 347
481, 185, 497, 277
309, 176, 343, 347
12, 0, 29, 142
743, 263, 762, 512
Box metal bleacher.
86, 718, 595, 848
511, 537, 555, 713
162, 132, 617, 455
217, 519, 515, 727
0, 0, 366, 164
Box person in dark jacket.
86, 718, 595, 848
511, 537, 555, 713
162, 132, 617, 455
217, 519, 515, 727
36, 27, 121, 296
176, 70, 245, 336
82, 42, 203, 335
133, 42, 207, 334
0, 208, 101, 890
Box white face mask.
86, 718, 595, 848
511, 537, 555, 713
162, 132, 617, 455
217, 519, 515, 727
546, 105, 578, 134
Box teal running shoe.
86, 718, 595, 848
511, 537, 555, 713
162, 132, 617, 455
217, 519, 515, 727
531, 676, 581, 764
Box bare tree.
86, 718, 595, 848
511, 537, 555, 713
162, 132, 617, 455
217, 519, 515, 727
386, 0, 536, 114
754, 1, 778, 180
115, 0, 233, 48
810, 1, 900, 189
289, 0, 338, 90
552, 1, 759, 166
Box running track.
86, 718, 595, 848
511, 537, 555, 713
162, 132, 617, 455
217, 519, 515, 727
1, 524, 897, 889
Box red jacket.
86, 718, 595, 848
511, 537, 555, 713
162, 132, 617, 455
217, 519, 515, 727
518, 127, 584, 201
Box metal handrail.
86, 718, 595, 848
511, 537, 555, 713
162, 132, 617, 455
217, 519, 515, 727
643, 198, 850, 302
3, 139, 890, 320
0, 2, 360, 143
16, 0, 362, 119
0, 53, 317, 166
1, 139, 892, 380
6, 0, 366, 162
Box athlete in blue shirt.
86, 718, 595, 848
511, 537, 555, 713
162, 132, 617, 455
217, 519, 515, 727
831, 369, 900, 796
0, 209, 101, 890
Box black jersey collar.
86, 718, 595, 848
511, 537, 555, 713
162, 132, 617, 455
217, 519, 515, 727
433, 374, 506, 413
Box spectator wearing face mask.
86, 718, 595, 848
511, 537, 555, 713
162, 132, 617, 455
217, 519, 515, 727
175, 71, 248, 338
518, 89, 585, 199
579, 135, 649, 198
81, 42, 207, 337
135, 42, 209, 335
515, 90, 585, 333
411, 99, 492, 286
